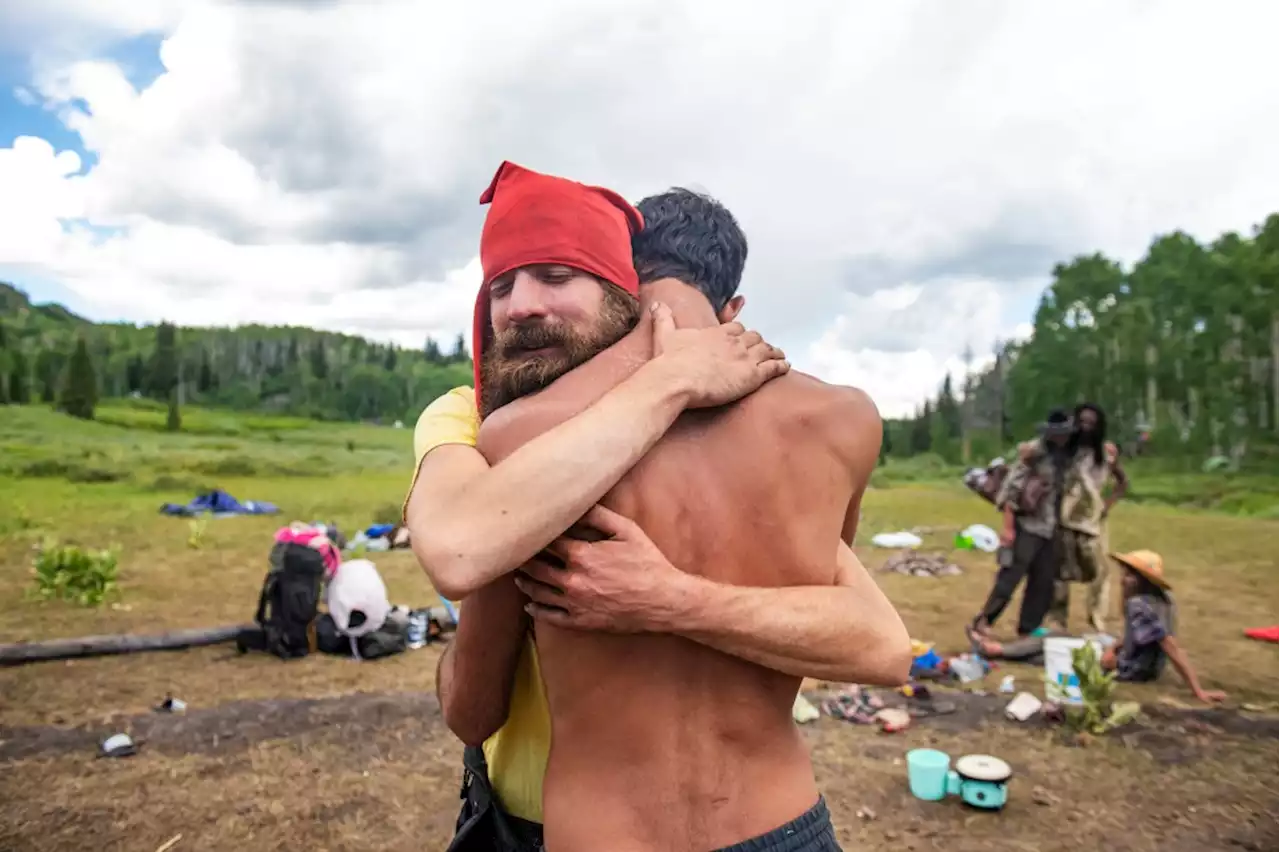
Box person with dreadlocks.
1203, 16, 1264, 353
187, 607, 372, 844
1047, 402, 1130, 632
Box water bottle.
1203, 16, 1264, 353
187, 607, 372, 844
407, 610, 428, 649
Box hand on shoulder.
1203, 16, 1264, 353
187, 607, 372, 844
648, 302, 789, 409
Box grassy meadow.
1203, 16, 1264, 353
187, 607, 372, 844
0, 400, 1276, 851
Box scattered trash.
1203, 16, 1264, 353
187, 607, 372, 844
953, 524, 1000, 553
155, 834, 183, 852
874, 707, 912, 733
1241, 703, 1269, 713
999, 675, 1016, 694
407, 610, 429, 649
856, 806, 877, 821
345, 525, 412, 554
823, 685, 884, 725
909, 640, 947, 679
1244, 625, 1279, 643
792, 694, 821, 724
948, 654, 988, 684
1005, 692, 1042, 722
879, 551, 963, 578
901, 684, 957, 718
871, 531, 923, 549
100, 732, 138, 758
153, 695, 187, 713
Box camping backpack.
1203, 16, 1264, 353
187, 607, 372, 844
243, 541, 327, 659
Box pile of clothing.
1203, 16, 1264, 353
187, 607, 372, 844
878, 551, 963, 578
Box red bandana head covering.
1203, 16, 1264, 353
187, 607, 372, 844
471, 160, 644, 400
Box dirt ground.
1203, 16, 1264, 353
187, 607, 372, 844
1, 683, 1275, 852
1, 478, 1277, 850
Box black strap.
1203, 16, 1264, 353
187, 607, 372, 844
448, 746, 539, 851
253, 572, 275, 626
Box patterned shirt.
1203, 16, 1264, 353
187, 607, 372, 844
996, 439, 1071, 540
1116, 594, 1175, 682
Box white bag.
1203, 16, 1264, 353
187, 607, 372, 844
326, 558, 390, 638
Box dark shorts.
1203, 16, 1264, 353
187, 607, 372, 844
715, 797, 841, 852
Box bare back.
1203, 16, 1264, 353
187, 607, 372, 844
478, 312, 858, 852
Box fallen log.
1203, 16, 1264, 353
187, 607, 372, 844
0, 624, 250, 666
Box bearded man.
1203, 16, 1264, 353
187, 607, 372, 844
463, 161, 901, 851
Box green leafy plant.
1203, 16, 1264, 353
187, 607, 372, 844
1055, 642, 1141, 735
187, 518, 208, 550
31, 540, 121, 607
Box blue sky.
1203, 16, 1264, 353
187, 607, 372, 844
0, 34, 166, 315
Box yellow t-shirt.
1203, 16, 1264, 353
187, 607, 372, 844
406, 386, 550, 824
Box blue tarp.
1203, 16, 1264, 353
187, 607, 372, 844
159, 489, 280, 518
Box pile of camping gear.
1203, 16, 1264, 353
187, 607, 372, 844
345, 522, 412, 552
237, 522, 453, 662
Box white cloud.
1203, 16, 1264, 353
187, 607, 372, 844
0, 0, 1276, 415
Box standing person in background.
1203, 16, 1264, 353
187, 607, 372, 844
1048, 402, 1129, 632
968, 409, 1074, 640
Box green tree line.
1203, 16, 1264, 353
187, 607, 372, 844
885, 213, 1278, 469
0, 283, 473, 425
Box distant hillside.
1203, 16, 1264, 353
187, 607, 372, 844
0, 282, 473, 424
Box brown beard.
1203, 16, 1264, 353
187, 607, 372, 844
479, 284, 641, 417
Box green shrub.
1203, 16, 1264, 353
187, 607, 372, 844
31, 540, 121, 607
1052, 643, 1140, 736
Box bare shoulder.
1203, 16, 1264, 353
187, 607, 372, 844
757, 372, 881, 461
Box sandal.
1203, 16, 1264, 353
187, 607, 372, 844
964, 622, 988, 656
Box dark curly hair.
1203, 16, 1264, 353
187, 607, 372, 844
1070, 402, 1108, 466
631, 188, 747, 312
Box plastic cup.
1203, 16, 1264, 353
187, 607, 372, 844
906, 748, 951, 801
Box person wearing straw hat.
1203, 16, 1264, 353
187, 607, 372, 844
971, 550, 1226, 704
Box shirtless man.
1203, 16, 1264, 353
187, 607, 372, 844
471, 163, 893, 850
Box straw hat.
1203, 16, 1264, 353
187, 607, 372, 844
1111, 550, 1170, 590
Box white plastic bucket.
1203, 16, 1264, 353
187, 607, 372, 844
1042, 636, 1102, 705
